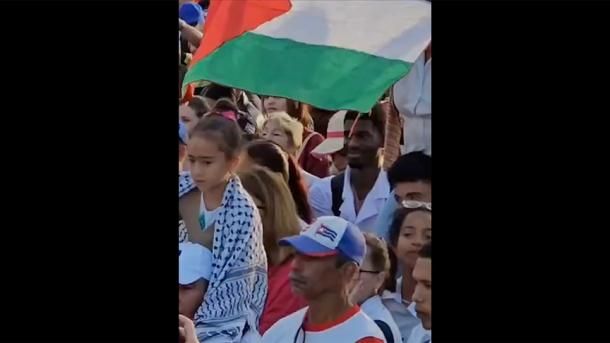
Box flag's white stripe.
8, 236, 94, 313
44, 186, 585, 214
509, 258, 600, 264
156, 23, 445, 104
252, 0, 431, 63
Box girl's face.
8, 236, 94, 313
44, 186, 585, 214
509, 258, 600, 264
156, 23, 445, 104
395, 210, 432, 268
179, 104, 199, 134
264, 96, 288, 114
261, 121, 294, 154
187, 135, 236, 193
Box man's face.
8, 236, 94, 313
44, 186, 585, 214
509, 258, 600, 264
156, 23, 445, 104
289, 253, 349, 300
179, 279, 205, 320
394, 181, 431, 203
345, 119, 382, 169
412, 257, 432, 330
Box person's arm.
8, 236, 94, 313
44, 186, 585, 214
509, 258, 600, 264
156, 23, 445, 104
179, 190, 206, 245
179, 19, 203, 48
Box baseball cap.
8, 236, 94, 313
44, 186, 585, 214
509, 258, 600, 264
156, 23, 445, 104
311, 110, 348, 156
179, 121, 188, 145
179, 242, 212, 285
179, 3, 204, 27
279, 216, 366, 265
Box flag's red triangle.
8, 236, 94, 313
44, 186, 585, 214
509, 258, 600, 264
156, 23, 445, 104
190, 0, 291, 65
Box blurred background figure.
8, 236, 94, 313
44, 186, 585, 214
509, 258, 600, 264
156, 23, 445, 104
350, 233, 402, 343
238, 139, 313, 226
239, 167, 308, 334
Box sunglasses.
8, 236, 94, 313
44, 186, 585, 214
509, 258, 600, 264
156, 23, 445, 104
401, 200, 432, 211
360, 269, 382, 274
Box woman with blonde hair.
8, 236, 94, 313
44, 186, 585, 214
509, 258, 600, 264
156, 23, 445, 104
262, 111, 330, 181
238, 166, 307, 334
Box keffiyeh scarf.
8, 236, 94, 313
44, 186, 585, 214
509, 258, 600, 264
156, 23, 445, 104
194, 176, 268, 342
179, 171, 197, 198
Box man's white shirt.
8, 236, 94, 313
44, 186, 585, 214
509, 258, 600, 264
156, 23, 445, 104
261, 306, 386, 343
308, 167, 390, 233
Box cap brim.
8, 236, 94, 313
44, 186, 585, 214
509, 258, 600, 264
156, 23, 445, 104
311, 138, 344, 156
279, 235, 338, 257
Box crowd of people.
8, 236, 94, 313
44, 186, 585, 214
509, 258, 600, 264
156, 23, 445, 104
178, 1, 431, 342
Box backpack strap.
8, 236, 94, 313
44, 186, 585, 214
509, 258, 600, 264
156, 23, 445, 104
330, 172, 345, 216
374, 320, 395, 343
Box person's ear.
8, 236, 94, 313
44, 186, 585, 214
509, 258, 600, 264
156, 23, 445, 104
341, 262, 359, 282
228, 155, 241, 173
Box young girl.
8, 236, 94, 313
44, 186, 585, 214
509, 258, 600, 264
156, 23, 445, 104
186, 113, 268, 343
238, 166, 307, 334
261, 112, 329, 181
383, 202, 431, 341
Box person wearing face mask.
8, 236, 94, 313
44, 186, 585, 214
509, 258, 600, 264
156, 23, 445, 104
350, 233, 402, 343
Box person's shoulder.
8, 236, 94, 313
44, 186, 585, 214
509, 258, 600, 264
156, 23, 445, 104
309, 174, 332, 193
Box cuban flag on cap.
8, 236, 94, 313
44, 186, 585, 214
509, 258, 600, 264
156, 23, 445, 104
279, 216, 366, 265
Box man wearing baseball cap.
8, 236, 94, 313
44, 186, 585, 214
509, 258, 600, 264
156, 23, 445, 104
261, 216, 385, 343
179, 242, 212, 320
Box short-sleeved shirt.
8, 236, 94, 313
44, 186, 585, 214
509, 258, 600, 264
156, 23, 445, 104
262, 306, 385, 343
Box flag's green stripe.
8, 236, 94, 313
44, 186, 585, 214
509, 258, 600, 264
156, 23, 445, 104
184, 32, 411, 112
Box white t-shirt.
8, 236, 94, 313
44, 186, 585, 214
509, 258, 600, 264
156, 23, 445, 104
361, 295, 403, 343
200, 193, 221, 230
261, 306, 386, 343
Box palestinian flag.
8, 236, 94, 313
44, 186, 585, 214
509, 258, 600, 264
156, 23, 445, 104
183, 0, 431, 112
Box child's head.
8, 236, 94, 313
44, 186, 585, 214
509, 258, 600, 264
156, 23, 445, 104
261, 112, 303, 155
187, 113, 242, 193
